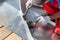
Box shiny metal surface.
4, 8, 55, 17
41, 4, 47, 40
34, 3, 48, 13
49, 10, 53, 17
0, 1, 34, 40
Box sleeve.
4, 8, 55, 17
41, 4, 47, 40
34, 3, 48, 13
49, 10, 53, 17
58, 0, 60, 7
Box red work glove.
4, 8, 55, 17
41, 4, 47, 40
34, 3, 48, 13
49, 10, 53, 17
54, 28, 60, 35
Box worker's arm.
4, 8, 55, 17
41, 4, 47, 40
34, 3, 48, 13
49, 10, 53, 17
50, 0, 60, 20
50, 12, 60, 20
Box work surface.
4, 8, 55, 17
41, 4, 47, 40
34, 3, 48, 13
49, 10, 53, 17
0, 26, 22, 40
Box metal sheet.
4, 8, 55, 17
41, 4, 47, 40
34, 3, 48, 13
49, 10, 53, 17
0, 2, 34, 40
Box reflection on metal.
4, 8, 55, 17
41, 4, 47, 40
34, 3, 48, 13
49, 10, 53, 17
0, 0, 34, 40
